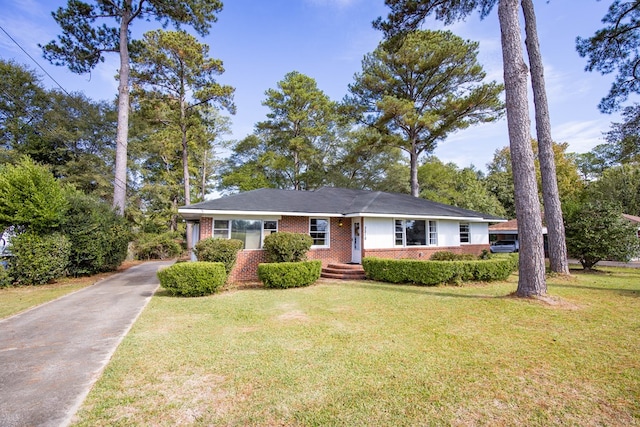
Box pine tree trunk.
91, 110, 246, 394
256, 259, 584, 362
181, 99, 193, 257
112, 7, 131, 216
498, 0, 547, 297
410, 148, 419, 197
522, 0, 570, 275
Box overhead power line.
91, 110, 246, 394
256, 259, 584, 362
0, 24, 71, 97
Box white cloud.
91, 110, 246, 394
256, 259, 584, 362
552, 119, 609, 153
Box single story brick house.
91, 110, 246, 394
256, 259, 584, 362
178, 187, 505, 281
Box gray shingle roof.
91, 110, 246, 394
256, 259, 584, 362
180, 187, 504, 221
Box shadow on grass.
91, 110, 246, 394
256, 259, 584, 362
349, 281, 503, 300
549, 282, 640, 297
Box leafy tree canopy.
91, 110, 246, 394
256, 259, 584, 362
418, 157, 506, 217
41, 0, 223, 73
374, 0, 497, 37
564, 199, 640, 270
0, 157, 68, 233
577, 0, 640, 112
348, 29, 504, 196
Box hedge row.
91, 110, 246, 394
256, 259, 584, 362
362, 255, 518, 286
258, 260, 322, 289
157, 261, 226, 297
5, 232, 71, 286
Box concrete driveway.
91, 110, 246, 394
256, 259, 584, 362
0, 260, 174, 427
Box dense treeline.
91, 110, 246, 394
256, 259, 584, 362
2, 0, 640, 284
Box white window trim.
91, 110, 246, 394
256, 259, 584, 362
212, 219, 278, 250
459, 222, 470, 244
394, 219, 437, 247
310, 217, 330, 248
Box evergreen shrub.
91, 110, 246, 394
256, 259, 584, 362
8, 232, 71, 285
157, 262, 226, 297
262, 232, 313, 263
258, 260, 322, 288
194, 238, 243, 274
363, 256, 517, 286
135, 232, 183, 260
0, 264, 11, 287
430, 251, 477, 261
63, 192, 130, 276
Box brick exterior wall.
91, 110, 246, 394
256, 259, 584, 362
200, 215, 354, 282
198, 215, 489, 282
363, 244, 489, 260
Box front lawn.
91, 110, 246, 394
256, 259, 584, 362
73, 268, 640, 426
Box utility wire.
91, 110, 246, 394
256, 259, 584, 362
0, 24, 72, 97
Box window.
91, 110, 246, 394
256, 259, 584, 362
310, 218, 329, 247
429, 220, 438, 245
213, 220, 230, 239
231, 219, 262, 249
212, 219, 278, 249
459, 223, 470, 244
264, 220, 277, 238
395, 219, 434, 247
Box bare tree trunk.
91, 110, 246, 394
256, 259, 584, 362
181, 99, 193, 257
112, 6, 131, 216
498, 0, 547, 297
410, 148, 419, 197
201, 148, 207, 200
522, 0, 570, 275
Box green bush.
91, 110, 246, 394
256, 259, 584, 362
157, 262, 226, 297
0, 157, 68, 233
362, 256, 517, 286
194, 238, 243, 274
0, 263, 11, 287
430, 251, 477, 261
8, 232, 71, 285
135, 232, 183, 260
63, 192, 130, 276
258, 260, 322, 289
262, 232, 313, 263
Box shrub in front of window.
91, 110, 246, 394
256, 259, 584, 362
157, 262, 226, 297
194, 238, 243, 274
258, 260, 322, 288
362, 256, 517, 286
262, 232, 313, 263
429, 251, 477, 261
135, 232, 183, 260
8, 232, 71, 285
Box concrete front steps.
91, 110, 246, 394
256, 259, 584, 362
321, 263, 366, 280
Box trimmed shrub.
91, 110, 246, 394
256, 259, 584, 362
0, 263, 11, 287
263, 232, 313, 263
157, 261, 226, 297
430, 251, 477, 261
362, 256, 517, 286
194, 238, 243, 274
8, 232, 71, 285
258, 260, 322, 289
63, 192, 130, 276
135, 232, 183, 260
0, 157, 68, 233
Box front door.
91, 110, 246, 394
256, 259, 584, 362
351, 219, 362, 264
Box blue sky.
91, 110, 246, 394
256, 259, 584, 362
0, 0, 627, 172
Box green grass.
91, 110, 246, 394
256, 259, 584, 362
0, 277, 95, 318
73, 267, 640, 426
